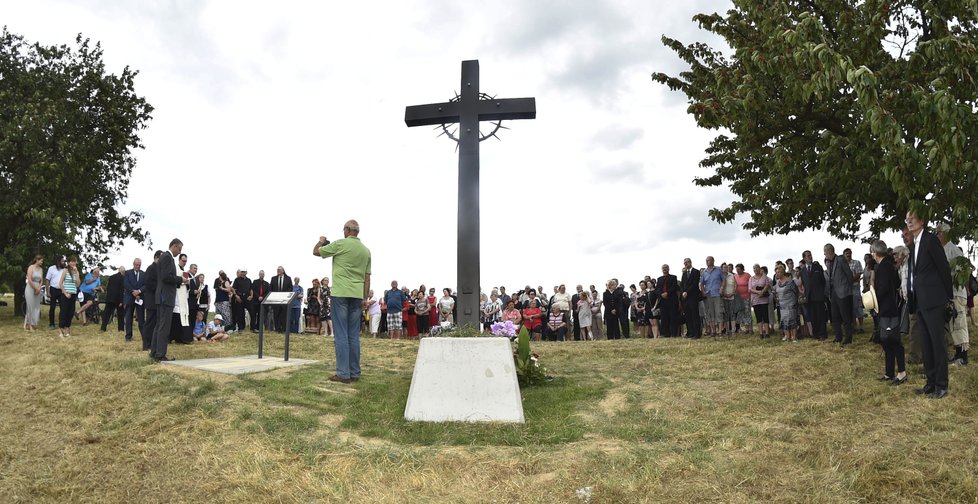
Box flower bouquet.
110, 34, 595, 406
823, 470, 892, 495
490, 320, 519, 341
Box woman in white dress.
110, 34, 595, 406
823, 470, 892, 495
438, 288, 455, 325
577, 291, 593, 341
24, 255, 44, 331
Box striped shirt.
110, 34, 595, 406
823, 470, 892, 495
62, 270, 79, 294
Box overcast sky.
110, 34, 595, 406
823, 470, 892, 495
7, 0, 899, 296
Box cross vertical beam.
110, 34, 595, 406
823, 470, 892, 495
405, 60, 536, 329
456, 60, 480, 329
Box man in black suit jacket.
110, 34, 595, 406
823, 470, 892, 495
100, 265, 126, 332
231, 269, 252, 333
906, 211, 953, 399
571, 285, 582, 341
186, 262, 200, 317
141, 251, 162, 351
602, 281, 620, 339
251, 270, 271, 332
123, 258, 145, 342
681, 258, 702, 338
824, 244, 855, 344
657, 264, 680, 337
614, 280, 630, 338
150, 239, 188, 362
270, 266, 293, 332
800, 250, 828, 339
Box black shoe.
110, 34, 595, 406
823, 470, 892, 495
915, 385, 936, 395
891, 375, 908, 386
152, 356, 175, 362
878, 375, 893, 381
927, 389, 948, 399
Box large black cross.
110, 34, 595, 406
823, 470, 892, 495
405, 60, 536, 329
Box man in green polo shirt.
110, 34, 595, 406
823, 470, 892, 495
313, 220, 371, 384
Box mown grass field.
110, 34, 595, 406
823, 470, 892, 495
2, 298, 977, 503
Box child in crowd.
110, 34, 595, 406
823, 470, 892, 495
192, 311, 207, 342
207, 313, 230, 342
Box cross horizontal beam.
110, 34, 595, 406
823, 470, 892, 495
404, 97, 536, 127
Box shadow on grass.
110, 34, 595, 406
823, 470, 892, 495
236, 364, 608, 447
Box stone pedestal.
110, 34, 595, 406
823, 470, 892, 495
404, 337, 524, 423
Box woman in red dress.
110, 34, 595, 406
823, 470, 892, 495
405, 290, 419, 337
427, 287, 438, 328
522, 299, 544, 341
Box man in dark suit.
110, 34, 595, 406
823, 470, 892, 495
681, 258, 702, 338
614, 279, 630, 338
231, 269, 252, 333
141, 251, 162, 351
186, 262, 200, 317
150, 239, 188, 362
270, 266, 293, 332
824, 243, 855, 344
100, 265, 126, 332
251, 270, 271, 332
906, 210, 953, 399
602, 281, 620, 339
571, 285, 582, 341
657, 264, 680, 337
123, 258, 145, 342
800, 250, 828, 339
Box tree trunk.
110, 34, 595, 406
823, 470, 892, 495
11, 281, 26, 321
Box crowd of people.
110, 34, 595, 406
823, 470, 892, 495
20, 213, 972, 397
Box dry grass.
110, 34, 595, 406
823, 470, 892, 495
2, 296, 977, 503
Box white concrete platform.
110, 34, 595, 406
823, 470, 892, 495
160, 355, 317, 375
404, 337, 524, 423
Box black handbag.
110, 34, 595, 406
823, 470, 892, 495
880, 325, 900, 345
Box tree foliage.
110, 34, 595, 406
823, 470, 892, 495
653, 0, 978, 242
0, 27, 152, 294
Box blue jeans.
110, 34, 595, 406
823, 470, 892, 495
290, 306, 300, 333
331, 296, 362, 379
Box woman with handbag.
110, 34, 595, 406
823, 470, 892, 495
872, 240, 907, 385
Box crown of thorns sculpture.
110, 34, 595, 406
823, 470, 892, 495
436, 92, 509, 145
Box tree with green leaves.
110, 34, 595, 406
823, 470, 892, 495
653, 1, 978, 243
0, 28, 152, 310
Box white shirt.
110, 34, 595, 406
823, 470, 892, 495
911, 230, 923, 292
46, 265, 64, 287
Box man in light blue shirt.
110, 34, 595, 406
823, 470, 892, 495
78, 267, 102, 325
700, 256, 725, 337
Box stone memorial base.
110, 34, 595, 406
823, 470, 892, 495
160, 355, 317, 375
404, 337, 524, 423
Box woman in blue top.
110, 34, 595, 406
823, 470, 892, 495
291, 278, 304, 333
58, 256, 80, 337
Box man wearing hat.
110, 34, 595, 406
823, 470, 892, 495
231, 269, 251, 333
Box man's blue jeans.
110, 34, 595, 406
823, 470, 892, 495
331, 296, 362, 379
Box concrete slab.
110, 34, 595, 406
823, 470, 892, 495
160, 355, 317, 375
404, 337, 524, 423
